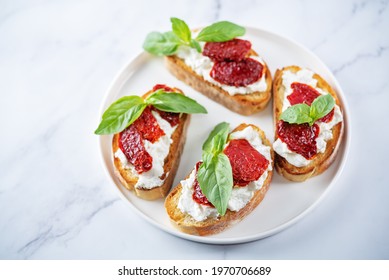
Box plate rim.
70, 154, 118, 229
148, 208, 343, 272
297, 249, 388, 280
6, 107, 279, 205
96, 26, 351, 245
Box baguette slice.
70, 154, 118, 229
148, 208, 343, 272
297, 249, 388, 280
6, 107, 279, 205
165, 123, 274, 236
165, 50, 272, 116
112, 88, 190, 200
273, 66, 344, 181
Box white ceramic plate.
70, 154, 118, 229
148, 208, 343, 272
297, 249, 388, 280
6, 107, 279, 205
98, 27, 350, 244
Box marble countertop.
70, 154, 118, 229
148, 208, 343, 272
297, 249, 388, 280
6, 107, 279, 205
1, 0, 388, 259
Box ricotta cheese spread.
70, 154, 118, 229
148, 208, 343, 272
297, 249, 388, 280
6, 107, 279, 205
114, 110, 177, 189
175, 44, 268, 95
272, 69, 343, 167
177, 126, 272, 222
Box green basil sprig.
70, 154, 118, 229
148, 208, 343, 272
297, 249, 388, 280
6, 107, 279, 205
197, 122, 233, 216
195, 21, 246, 42
142, 31, 181, 56
95, 90, 207, 135
143, 18, 245, 56
281, 94, 335, 126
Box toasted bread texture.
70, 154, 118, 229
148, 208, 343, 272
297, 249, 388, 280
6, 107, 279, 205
112, 89, 190, 200
165, 50, 272, 116
165, 123, 274, 236
273, 66, 344, 182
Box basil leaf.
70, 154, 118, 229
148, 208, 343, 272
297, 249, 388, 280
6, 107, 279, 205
143, 31, 181, 56
171, 17, 191, 43
195, 21, 245, 42
280, 94, 336, 126
280, 103, 312, 125
163, 31, 181, 43
146, 91, 207, 114
190, 39, 202, 52
95, 96, 146, 135
310, 94, 335, 120
197, 153, 233, 216
202, 122, 230, 154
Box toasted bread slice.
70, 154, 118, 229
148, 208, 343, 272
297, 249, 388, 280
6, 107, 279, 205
273, 66, 344, 182
165, 50, 272, 116
165, 123, 274, 236
112, 89, 190, 200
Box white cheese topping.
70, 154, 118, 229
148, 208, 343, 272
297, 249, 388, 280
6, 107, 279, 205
114, 110, 177, 189
272, 69, 343, 167
175, 44, 268, 95
177, 126, 272, 222
177, 169, 219, 222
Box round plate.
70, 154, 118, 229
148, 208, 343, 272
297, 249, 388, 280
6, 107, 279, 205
98, 27, 350, 244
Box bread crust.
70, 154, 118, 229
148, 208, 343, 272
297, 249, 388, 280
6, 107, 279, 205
273, 66, 344, 182
112, 89, 190, 200
164, 123, 274, 236
165, 52, 272, 116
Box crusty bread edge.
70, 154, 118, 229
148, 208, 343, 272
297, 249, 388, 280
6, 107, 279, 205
112, 89, 191, 200
165, 53, 272, 116
164, 123, 274, 236
273, 66, 344, 182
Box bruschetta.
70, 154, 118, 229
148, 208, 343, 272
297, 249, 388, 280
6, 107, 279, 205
143, 18, 272, 115
95, 84, 207, 200
272, 66, 344, 181
165, 123, 274, 235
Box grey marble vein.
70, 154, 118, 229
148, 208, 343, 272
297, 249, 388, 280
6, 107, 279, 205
17, 198, 119, 259
333, 45, 389, 74
214, 0, 221, 20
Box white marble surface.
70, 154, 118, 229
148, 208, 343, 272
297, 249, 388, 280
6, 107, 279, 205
0, 0, 388, 259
